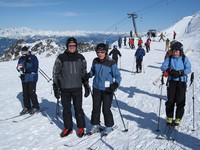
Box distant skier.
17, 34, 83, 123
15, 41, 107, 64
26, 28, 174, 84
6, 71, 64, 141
109, 45, 122, 65
118, 36, 122, 48
130, 30, 133, 37
138, 37, 143, 46
86, 43, 121, 135
165, 38, 170, 51
159, 32, 165, 42
16, 46, 40, 115
161, 41, 191, 126
134, 44, 145, 73
124, 36, 127, 46
145, 38, 151, 52
173, 31, 177, 40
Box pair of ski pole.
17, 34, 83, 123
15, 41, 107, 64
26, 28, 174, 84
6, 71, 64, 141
38, 68, 52, 82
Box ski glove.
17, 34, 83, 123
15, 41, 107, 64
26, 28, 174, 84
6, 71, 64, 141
84, 83, 90, 98
167, 69, 185, 78
108, 82, 119, 93
53, 83, 61, 99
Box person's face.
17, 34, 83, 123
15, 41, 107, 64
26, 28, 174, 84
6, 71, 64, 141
68, 43, 77, 53
96, 50, 107, 60
173, 50, 180, 57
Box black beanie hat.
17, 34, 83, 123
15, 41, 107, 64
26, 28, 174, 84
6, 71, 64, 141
66, 37, 77, 48
95, 43, 108, 52
21, 46, 28, 52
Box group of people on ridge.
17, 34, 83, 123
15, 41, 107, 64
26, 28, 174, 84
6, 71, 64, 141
17, 37, 121, 138
16, 35, 191, 139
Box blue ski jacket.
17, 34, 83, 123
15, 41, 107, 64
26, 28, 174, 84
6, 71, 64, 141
88, 56, 121, 91
161, 55, 191, 82
135, 48, 145, 60
17, 53, 39, 83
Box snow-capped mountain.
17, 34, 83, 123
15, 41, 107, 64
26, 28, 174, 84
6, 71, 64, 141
0, 28, 125, 61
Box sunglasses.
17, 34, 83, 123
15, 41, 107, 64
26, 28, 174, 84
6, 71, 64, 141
68, 45, 76, 47
96, 51, 106, 54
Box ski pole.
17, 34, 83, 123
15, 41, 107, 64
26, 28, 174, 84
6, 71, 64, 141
38, 68, 52, 82
55, 98, 61, 118
132, 56, 136, 73
38, 69, 50, 82
55, 87, 61, 119
120, 57, 121, 69
113, 93, 128, 132
142, 61, 145, 73
190, 72, 195, 131
156, 74, 164, 132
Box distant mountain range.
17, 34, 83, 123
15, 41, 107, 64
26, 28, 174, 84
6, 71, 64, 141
0, 27, 127, 51
0, 28, 128, 61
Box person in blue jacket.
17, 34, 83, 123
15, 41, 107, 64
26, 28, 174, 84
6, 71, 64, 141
135, 44, 145, 73
86, 43, 121, 135
16, 46, 40, 115
161, 41, 191, 126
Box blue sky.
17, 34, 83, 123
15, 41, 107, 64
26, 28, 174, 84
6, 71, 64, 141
0, 0, 199, 33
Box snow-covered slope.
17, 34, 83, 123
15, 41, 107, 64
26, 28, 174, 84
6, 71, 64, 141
0, 12, 200, 150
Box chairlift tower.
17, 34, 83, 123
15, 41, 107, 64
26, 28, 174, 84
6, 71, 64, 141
127, 13, 138, 37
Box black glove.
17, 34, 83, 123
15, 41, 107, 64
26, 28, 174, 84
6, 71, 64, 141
20, 74, 25, 80
179, 70, 184, 76
84, 73, 90, 82
53, 83, 61, 99
23, 68, 31, 74
108, 82, 119, 93
84, 83, 90, 97
168, 69, 180, 77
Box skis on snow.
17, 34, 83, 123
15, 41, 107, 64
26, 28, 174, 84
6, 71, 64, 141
64, 126, 117, 149
157, 123, 179, 141
12, 108, 47, 123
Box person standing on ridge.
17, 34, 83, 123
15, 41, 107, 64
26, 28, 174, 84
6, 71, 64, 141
134, 44, 145, 73
16, 46, 40, 115
161, 41, 191, 126
85, 43, 121, 135
173, 31, 177, 40
52, 37, 90, 138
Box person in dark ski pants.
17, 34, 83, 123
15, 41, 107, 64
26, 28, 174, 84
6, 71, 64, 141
52, 37, 90, 138
109, 45, 122, 65
16, 46, 40, 115
134, 44, 145, 73
86, 43, 121, 135
161, 41, 191, 126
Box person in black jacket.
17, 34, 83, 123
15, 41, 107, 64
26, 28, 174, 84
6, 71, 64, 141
52, 37, 90, 138
109, 45, 122, 65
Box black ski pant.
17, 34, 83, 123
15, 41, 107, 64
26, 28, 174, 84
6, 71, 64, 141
61, 88, 85, 129
136, 60, 142, 72
113, 58, 118, 65
166, 80, 187, 119
91, 88, 114, 127
22, 82, 39, 110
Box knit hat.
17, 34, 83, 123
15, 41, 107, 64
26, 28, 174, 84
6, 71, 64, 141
66, 37, 77, 49
95, 43, 108, 52
21, 46, 29, 55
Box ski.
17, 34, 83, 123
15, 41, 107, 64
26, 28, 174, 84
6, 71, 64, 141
0, 113, 29, 121
156, 122, 179, 141
168, 126, 179, 141
64, 133, 99, 147
12, 109, 46, 123
86, 127, 115, 150
87, 136, 105, 150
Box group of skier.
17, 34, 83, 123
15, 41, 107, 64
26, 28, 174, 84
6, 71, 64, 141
16, 35, 191, 139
